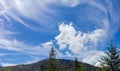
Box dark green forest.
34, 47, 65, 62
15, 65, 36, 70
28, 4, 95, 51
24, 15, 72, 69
0, 43, 120, 71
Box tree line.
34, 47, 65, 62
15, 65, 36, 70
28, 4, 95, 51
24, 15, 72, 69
42, 42, 120, 71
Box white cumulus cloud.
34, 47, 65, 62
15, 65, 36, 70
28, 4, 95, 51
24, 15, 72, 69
55, 23, 106, 54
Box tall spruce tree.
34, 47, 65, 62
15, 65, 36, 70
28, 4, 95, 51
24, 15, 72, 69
47, 46, 57, 71
101, 43, 120, 71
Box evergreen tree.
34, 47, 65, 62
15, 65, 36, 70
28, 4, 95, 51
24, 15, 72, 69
101, 67, 107, 71
94, 68, 99, 71
40, 64, 44, 71
80, 64, 86, 71
73, 57, 81, 71
47, 46, 57, 71
101, 42, 120, 71
59, 66, 67, 71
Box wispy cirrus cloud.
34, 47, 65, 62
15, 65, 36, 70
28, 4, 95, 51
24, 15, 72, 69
0, 36, 53, 56
80, 50, 106, 66
0, 30, 53, 66
0, 0, 118, 33
1, 63, 17, 67
0, 21, 52, 56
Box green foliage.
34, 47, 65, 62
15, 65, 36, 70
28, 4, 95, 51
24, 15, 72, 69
46, 46, 57, 71
101, 67, 107, 71
94, 68, 99, 71
80, 64, 86, 71
40, 64, 44, 71
101, 42, 120, 71
73, 57, 81, 71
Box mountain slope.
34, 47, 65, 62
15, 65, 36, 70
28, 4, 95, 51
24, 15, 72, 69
0, 59, 101, 71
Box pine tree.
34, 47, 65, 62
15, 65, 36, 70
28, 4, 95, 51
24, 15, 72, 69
94, 68, 99, 71
101, 42, 120, 71
101, 67, 107, 71
46, 46, 57, 71
40, 64, 44, 71
73, 57, 81, 71
80, 64, 86, 71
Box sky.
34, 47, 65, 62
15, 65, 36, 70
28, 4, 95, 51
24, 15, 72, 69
0, 0, 120, 67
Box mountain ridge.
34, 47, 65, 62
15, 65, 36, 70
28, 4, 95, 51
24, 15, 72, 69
0, 59, 101, 71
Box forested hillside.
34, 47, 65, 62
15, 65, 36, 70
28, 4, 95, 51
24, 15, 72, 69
0, 59, 100, 71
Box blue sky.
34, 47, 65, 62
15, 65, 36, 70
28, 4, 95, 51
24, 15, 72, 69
0, 0, 120, 67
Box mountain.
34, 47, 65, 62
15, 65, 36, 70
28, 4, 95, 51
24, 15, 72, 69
0, 59, 101, 71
